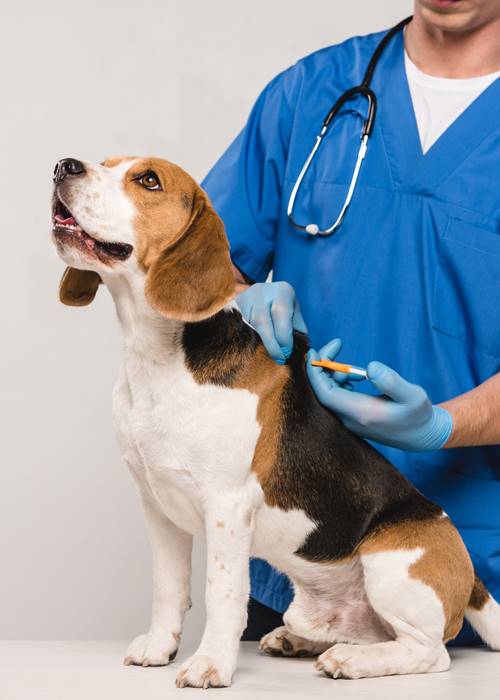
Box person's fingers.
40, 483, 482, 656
333, 370, 350, 385
306, 348, 335, 384
311, 340, 365, 385
312, 339, 357, 384
367, 361, 424, 404
249, 306, 287, 363
306, 348, 325, 375
333, 370, 365, 384
270, 297, 294, 359
292, 301, 308, 334
307, 349, 368, 414
314, 339, 362, 383
306, 349, 335, 400
235, 284, 259, 314
316, 338, 342, 360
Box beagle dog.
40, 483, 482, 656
51, 156, 500, 688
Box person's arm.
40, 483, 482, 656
202, 66, 300, 286
202, 68, 308, 361
440, 373, 500, 447
306, 338, 500, 452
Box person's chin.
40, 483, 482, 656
417, 0, 480, 32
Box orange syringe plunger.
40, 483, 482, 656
310, 359, 368, 378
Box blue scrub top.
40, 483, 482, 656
202, 29, 500, 622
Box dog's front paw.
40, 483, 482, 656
175, 654, 232, 689
124, 631, 179, 667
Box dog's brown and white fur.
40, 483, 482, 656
52, 157, 500, 689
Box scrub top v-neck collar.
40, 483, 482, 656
375, 30, 500, 195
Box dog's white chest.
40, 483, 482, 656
112, 348, 261, 534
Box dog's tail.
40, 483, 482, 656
464, 574, 500, 649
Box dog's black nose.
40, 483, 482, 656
53, 158, 86, 183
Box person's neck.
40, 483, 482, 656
405, 12, 500, 78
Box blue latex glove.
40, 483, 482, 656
306, 339, 453, 452
236, 282, 307, 364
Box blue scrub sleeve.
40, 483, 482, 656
202, 71, 296, 282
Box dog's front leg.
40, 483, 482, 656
125, 493, 192, 667
176, 487, 259, 689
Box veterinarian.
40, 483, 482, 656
203, 0, 500, 645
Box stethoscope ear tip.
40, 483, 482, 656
306, 223, 319, 235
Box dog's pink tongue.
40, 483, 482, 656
55, 213, 77, 226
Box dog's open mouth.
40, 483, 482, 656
52, 196, 133, 262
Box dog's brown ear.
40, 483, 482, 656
59, 267, 101, 306
145, 191, 235, 322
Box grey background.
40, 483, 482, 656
0, 0, 412, 641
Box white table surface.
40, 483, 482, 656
1, 640, 499, 700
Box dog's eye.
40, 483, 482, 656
137, 171, 162, 191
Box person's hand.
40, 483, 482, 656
236, 282, 307, 364
306, 339, 453, 451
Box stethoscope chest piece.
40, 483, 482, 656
306, 224, 320, 235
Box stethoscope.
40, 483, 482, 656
287, 15, 412, 236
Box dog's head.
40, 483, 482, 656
51, 157, 235, 321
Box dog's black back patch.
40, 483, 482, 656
274, 332, 441, 561
183, 309, 442, 563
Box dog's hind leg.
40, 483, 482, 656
260, 626, 330, 657
315, 548, 450, 679
280, 565, 390, 648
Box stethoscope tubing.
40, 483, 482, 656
287, 15, 412, 237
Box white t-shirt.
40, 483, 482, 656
404, 53, 500, 154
